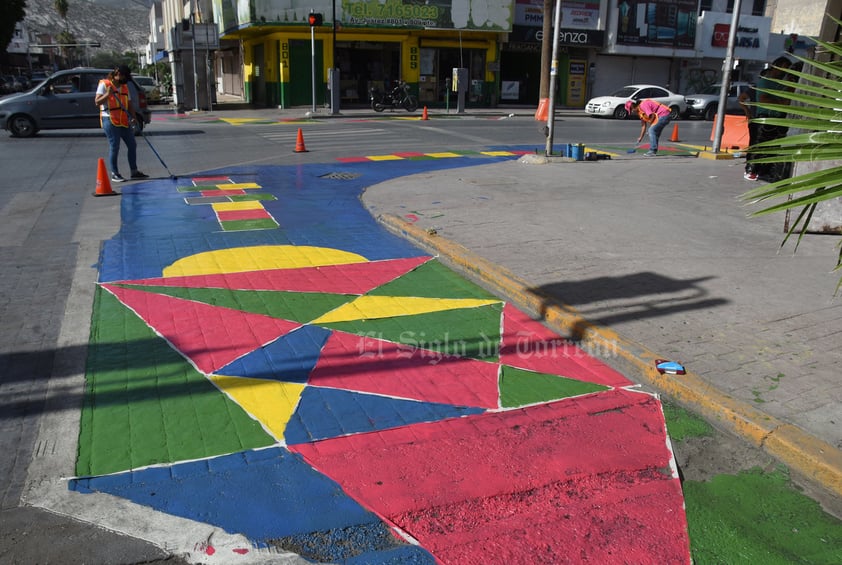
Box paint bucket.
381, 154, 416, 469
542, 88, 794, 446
571, 143, 585, 161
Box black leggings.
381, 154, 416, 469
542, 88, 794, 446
747, 123, 789, 179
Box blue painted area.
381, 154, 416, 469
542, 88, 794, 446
284, 386, 485, 445
344, 545, 438, 564
70, 447, 385, 543
217, 325, 331, 383
99, 157, 516, 282
273, 523, 437, 564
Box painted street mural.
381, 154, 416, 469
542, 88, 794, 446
70, 152, 691, 563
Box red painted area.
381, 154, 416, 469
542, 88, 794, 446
500, 304, 632, 387
336, 156, 372, 163
309, 329, 500, 408
232, 548, 249, 555
202, 189, 246, 196
110, 256, 431, 294
393, 152, 426, 158
292, 388, 689, 564
216, 209, 272, 222
101, 284, 300, 374
192, 176, 231, 183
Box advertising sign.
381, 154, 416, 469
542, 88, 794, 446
696, 12, 771, 60
514, 0, 600, 31
615, 0, 697, 48
213, 0, 513, 32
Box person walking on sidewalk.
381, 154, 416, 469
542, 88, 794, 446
94, 65, 148, 182
626, 99, 671, 157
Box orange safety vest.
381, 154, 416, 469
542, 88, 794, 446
99, 79, 130, 128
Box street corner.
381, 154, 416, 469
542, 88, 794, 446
66, 161, 692, 563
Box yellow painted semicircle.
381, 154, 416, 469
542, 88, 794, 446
162, 245, 369, 277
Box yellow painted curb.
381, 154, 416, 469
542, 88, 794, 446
377, 213, 842, 499
698, 151, 736, 160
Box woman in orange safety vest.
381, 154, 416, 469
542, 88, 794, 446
94, 65, 147, 182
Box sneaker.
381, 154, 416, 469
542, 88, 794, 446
111, 172, 125, 182
644, 151, 657, 157
743, 171, 758, 181
130, 170, 149, 179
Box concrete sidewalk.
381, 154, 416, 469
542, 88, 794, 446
362, 152, 842, 500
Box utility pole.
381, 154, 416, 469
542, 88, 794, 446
712, 0, 742, 153
190, 0, 199, 111
544, 0, 563, 156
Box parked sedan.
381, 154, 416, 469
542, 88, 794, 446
684, 82, 752, 120
585, 84, 687, 120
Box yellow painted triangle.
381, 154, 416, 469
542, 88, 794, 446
211, 375, 304, 441
311, 295, 501, 324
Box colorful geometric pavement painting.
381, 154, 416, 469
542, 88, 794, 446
70, 154, 691, 563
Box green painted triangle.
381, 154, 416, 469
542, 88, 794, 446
114, 284, 356, 324
77, 287, 275, 477
318, 302, 503, 362
499, 365, 610, 408
367, 259, 498, 300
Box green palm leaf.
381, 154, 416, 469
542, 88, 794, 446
740, 19, 842, 294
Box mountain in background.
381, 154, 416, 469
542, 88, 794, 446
23, 0, 153, 54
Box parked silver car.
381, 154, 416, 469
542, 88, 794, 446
0, 68, 151, 137
684, 82, 752, 121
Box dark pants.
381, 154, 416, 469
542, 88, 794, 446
748, 123, 788, 179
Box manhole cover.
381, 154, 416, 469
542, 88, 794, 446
320, 172, 362, 180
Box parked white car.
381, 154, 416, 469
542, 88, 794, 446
585, 84, 687, 120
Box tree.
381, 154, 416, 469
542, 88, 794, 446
0, 0, 27, 56
742, 16, 842, 293
54, 0, 69, 22
539, 0, 552, 100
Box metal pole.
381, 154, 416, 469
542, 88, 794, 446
712, 0, 742, 153
310, 21, 317, 113
331, 0, 340, 115
190, 3, 199, 111
544, 0, 563, 156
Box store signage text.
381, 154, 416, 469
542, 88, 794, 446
711, 23, 760, 48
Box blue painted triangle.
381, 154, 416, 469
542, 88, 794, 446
71, 447, 429, 560
217, 325, 331, 383
285, 386, 485, 445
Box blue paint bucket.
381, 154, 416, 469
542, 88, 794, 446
571, 143, 585, 161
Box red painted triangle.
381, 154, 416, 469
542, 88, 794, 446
101, 284, 300, 374
291, 389, 689, 564
108, 256, 431, 295
500, 304, 632, 387
309, 329, 500, 409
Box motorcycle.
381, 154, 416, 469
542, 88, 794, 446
369, 80, 419, 113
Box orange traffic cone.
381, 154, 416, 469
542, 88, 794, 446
422, 106, 429, 120
670, 123, 680, 142
93, 158, 118, 197
294, 128, 308, 153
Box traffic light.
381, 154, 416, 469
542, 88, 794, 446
308, 13, 323, 26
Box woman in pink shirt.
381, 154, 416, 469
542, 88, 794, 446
626, 99, 672, 157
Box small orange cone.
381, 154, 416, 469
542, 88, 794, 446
294, 128, 308, 153
670, 123, 680, 142
422, 106, 429, 120
93, 158, 118, 197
